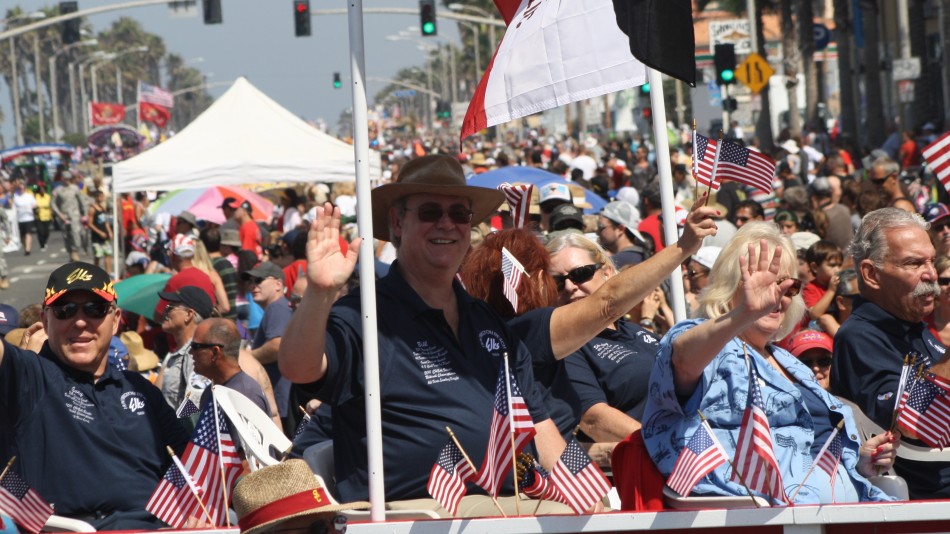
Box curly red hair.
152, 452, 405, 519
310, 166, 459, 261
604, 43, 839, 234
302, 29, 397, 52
459, 228, 557, 318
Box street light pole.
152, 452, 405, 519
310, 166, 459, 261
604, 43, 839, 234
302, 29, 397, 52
10, 38, 22, 146
34, 34, 45, 142
448, 3, 496, 54
50, 39, 97, 142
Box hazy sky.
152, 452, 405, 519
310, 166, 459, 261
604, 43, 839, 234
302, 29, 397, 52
1, 0, 463, 145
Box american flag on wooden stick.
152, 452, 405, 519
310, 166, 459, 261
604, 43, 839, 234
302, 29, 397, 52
550, 438, 611, 513
693, 132, 720, 191
427, 439, 476, 516
667, 418, 729, 497
498, 182, 534, 229
501, 247, 527, 313
0, 469, 53, 534
923, 131, 950, 192
729, 363, 787, 504
714, 139, 776, 194
897, 372, 950, 448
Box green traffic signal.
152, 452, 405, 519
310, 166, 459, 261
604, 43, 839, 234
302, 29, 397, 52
721, 69, 735, 83
640, 83, 650, 94
422, 21, 436, 35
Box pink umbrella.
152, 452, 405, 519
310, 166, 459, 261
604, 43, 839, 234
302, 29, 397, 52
151, 185, 275, 225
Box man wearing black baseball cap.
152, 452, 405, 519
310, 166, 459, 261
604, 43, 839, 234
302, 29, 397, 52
157, 286, 214, 409
0, 261, 188, 529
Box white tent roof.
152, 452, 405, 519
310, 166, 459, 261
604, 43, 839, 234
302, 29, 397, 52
113, 76, 380, 193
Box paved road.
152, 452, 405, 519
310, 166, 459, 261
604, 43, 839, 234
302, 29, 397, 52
0, 230, 101, 311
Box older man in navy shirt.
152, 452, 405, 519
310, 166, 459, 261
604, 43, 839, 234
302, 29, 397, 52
0, 262, 188, 529
832, 208, 950, 499
280, 155, 579, 517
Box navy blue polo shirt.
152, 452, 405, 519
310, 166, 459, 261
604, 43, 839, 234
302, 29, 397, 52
0, 341, 189, 524
832, 296, 950, 499
509, 307, 582, 439
562, 320, 659, 423
303, 262, 551, 502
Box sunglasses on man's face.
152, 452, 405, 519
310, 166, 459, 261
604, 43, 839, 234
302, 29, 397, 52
404, 203, 474, 225
939, 277, 950, 287
870, 172, 896, 185
189, 341, 223, 353
552, 263, 602, 292
47, 301, 114, 320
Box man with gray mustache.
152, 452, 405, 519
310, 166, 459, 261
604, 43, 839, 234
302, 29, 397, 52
832, 207, 949, 499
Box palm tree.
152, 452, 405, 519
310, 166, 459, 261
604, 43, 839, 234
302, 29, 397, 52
834, 0, 859, 143
798, 0, 818, 128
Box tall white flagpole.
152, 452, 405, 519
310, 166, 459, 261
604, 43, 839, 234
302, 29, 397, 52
347, 0, 386, 522
647, 68, 687, 322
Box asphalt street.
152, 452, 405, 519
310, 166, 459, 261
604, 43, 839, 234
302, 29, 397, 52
0, 229, 99, 313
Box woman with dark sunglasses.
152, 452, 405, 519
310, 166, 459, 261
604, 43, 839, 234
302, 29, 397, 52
458, 197, 719, 462
642, 221, 900, 504
924, 255, 950, 346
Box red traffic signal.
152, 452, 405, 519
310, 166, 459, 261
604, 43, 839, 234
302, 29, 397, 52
294, 0, 311, 37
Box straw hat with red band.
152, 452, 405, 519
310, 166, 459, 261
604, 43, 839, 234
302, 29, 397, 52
370, 154, 504, 239
44, 261, 117, 306
233, 460, 370, 534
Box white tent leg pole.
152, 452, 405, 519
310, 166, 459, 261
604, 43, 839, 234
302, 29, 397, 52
348, 0, 386, 521
112, 191, 120, 280
648, 68, 687, 322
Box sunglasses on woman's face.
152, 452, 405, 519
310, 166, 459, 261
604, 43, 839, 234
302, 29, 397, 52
552, 263, 602, 292
778, 277, 803, 297
799, 356, 833, 368
47, 301, 114, 320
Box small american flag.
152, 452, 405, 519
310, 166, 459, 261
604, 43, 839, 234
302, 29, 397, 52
550, 438, 611, 514
0, 470, 53, 534
294, 413, 312, 438
176, 396, 199, 419
519, 456, 560, 501
501, 247, 527, 314
923, 131, 950, 192
138, 80, 174, 108
897, 373, 950, 448
427, 439, 476, 516
498, 182, 534, 229
714, 139, 777, 194
730, 364, 787, 504
667, 419, 729, 497
147, 398, 242, 526
693, 132, 721, 191
814, 430, 843, 501
472, 360, 536, 496
145, 455, 205, 528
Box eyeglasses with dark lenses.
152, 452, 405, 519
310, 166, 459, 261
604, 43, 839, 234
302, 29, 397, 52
799, 356, 833, 368
48, 301, 114, 320
552, 263, 602, 291
778, 277, 803, 297
189, 341, 223, 353
687, 268, 708, 279
735, 216, 751, 223
405, 204, 474, 225
939, 277, 950, 287
870, 172, 896, 185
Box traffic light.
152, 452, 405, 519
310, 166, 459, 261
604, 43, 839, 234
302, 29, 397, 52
203, 0, 222, 24
714, 43, 736, 86
640, 83, 650, 95
60, 2, 80, 44
723, 97, 738, 112
294, 0, 311, 37
333, 72, 342, 89
435, 100, 451, 120
419, 0, 437, 36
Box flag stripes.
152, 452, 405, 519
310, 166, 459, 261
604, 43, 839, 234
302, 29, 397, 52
693, 133, 720, 191
427, 440, 476, 516
730, 364, 787, 503
0, 470, 53, 534
550, 438, 611, 513
500, 247, 526, 313
923, 132, 950, 192
667, 419, 729, 496
498, 182, 533, 229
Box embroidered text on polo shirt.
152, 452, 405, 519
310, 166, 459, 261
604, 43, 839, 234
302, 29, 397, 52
478, 329, 508, 355
64, 386, 95, 423
120, 391, 147, 415
412, 341, 460, 385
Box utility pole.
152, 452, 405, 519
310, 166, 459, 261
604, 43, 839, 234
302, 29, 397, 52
11, 38, 23, 146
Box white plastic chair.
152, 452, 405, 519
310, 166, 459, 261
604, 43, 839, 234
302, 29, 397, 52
42, 515, 96, 532
214, 385, 292, 471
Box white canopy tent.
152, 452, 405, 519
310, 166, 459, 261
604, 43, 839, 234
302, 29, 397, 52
112, 76, 381, 193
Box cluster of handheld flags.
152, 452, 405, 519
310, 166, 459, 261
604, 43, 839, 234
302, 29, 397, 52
666, 358, 844, 505
693, 130, 777, 195
146, 392, 242, 527
0, 464, 53, 534
426, 357, 611, 515
894, 357, 950, 449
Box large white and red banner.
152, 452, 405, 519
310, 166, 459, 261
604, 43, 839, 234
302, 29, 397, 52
461, 0, 647, 140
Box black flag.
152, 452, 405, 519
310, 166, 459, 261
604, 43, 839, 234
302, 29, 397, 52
612, 0, 697, 86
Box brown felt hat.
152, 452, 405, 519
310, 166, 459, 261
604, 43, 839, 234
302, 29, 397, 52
233, 459, 370, 534
370, 154, 504, 239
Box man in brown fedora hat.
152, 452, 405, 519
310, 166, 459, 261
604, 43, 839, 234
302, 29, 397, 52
280, 155, 577, 516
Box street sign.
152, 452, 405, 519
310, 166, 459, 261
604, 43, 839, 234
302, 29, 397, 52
898, 80, 915, 103
709, 19, 752, 55
893, 57, 921, 81
813, 23, 830, 51
734, 53, 774, 94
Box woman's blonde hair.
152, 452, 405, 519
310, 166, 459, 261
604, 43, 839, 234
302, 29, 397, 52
191, 239, 215, 275
545, 232, 617, 275
697, 221, 805, 340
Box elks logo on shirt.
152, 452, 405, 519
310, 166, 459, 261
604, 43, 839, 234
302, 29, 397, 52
120, 391, 147, 415
640, 332, 658, 345
478, 330, 508, 355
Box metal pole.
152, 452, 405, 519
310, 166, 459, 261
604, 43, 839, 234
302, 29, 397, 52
449, 44, 457, 104
34, 34, 45, 142
68, 61, 78, 133
746, 0, 758, 52
79, 62, 88, 132
91, 64, 99, 103
50, 54, 60, 142
345, 0, 385, 522
426, 57, 433, 131
11, 38, 23, 146
116, 66, 122, 104
648, 68, 687, 321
